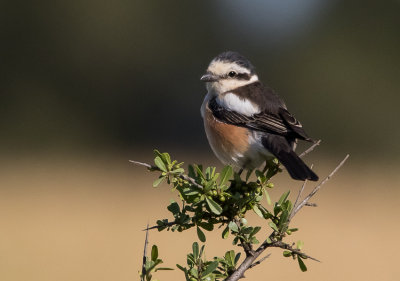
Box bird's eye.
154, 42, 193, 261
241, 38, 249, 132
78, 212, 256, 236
228, 71, 236, 77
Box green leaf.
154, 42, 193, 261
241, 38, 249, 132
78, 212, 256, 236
162, 152, 171, 165
154, 156, 167, 172
172, 168, 185, 174
283, 250, 292, 257
190, 267, 199, 278
167, 201, 180, 215
188, 165, 196, 178
176, 264, 186, 272
297, 240, 304, 250
220, 165, 233, 185
250, 237, 259, 244
192, 242, 199, 261
235, 253, 241, 265
253, 204, 263, 218
198, 221, 214, 231
151, 245, 158, 261
268, 222, 279, 232
264, 189, 272, 205
241, 227, 253, 234
153, 177, 165, 187
195, 165, 205, 180
278, 190, 290, 205
202, 261, 219, 277
297, 256, 308, 272
245, 169, 254, 182
155, 267, 174, 271
222, 226, 229, 239
199, 244, 205, 259
225, 250, 235, 266
278, 210, 289, 230
182, 188, 200, 196
197, 226, 206, 242
205, 197, 222, 215
228, 221, 239, 233
251, 226, 261, 236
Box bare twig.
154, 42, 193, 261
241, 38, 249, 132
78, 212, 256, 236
292, 179, 308, 219
129, 160, 204, 189
292, 154, 350, 216
299, 140, 321, 158
249, 254, 271, 269
290, 164, 312, 221
130, 160, 153, 169
141, 223, 149, 281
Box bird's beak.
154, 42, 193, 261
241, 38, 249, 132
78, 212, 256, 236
200, 73, 218, 82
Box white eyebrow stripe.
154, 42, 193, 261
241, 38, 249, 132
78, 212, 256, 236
208, 61, 251, 75
217, 93, 260, 116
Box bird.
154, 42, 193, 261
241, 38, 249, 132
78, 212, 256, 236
200, 51, 318, 181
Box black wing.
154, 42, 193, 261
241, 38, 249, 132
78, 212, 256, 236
209, 96, 311, 141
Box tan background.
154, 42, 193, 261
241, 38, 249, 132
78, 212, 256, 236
1, 152, 399, 281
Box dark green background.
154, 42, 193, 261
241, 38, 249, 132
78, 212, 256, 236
2, 0, 399, 160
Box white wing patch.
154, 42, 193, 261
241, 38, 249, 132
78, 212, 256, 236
217, 93, 260, 116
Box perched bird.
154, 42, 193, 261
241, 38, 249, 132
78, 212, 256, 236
200, 51, 318, 181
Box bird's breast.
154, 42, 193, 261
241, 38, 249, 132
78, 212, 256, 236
203, 104, 249, 166
202, 99, 271, 168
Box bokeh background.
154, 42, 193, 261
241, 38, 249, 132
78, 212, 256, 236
1, 0, 399, 280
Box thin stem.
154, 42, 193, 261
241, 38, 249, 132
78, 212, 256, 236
129, 160, 204, 189
141, 223, 149, 281
299, 140, 321, 158
293, 154, 349, 216
249, 254, 271, 269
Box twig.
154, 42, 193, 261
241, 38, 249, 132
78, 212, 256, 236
270, 241, 320, 262
141, 223, 149, 281
299, 140, 321, 158
129, 160, 204, 189
292, 154, 350, 216
249, 254, 271, 269
290, 164, 312, 221
143, 221, 181, 231
305, 202, 317, 207
292, 179, 308, 219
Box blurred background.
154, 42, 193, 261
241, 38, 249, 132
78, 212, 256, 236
1, 0, 399, 280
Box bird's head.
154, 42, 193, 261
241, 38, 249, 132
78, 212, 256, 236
201, 51, 259, 94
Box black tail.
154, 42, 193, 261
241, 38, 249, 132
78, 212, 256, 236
261, 134, 318, 181
277, 150, 318, 181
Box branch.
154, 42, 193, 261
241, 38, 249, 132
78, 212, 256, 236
270, 241, 320, 262
292, 154, 350, 217
234, 219, 254, 256
226, 154, 349, 281
299, 140, 321, 158
129, 160, 204, 189
143, 221, 182, 231
249, 254, 271, 269
141, 223, 149, 281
